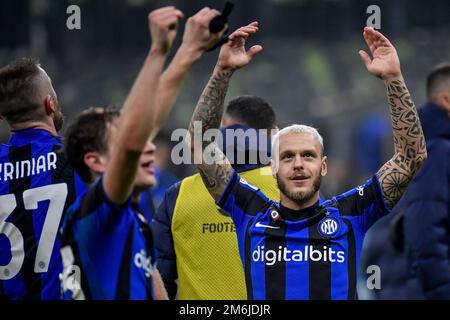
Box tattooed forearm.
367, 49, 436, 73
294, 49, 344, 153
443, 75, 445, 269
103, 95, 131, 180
188, 70, 233, 141
198, 159, 233, 194
377, 76, 427, 208
377, 161, 412, 207
385, 78, 427, 167
188, 69, 234, 200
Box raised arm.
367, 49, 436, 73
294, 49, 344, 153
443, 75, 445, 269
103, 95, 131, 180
150, 7, 226, 140
104, 7, 182, 204
187, 22, 262, 200
359, 27, 427, 208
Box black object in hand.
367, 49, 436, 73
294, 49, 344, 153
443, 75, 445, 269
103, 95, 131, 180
209, 2, 234, 33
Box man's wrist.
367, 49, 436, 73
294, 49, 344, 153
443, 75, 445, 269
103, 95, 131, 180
149, 45, 170, 58
382, 72, 403, 82
213, 64, 236, 76
177, 43, 204, 65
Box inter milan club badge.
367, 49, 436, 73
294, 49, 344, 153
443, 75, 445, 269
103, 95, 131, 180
318, 216, 340, 237
270, 208, 280, 221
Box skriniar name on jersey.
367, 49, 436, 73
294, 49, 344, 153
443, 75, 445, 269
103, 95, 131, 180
0, 129, 85, 300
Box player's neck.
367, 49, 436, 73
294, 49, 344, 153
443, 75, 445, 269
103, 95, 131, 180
131, 190, 141, 207
10, 121, 58, 136
280, 192, 320, 211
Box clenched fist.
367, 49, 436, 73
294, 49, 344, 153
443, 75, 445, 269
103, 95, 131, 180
148, 6, 184, 55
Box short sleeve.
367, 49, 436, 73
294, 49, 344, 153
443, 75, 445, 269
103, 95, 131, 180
216, 170, 270, 227
335, 175, 391, 232
67, 176, 132, 228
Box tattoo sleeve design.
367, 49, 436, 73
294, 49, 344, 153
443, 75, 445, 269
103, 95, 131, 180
377, 78, 427, 208
188, 70, 234, 199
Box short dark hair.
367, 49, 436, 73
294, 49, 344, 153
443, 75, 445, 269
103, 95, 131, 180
0, 57, 44, 124
225, 95, 276, 130
426, 62, 450, 101
64, 106, 120, 183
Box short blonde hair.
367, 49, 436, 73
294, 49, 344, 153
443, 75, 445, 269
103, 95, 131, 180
271, 124, 324, 159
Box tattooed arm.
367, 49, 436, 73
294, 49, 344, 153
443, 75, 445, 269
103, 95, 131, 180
187, 22, 263, 200
376, 76, 427, 208
188, 69, 234, 200
359, 27, 427, 208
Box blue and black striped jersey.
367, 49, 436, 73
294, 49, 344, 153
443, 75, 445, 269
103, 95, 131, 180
0, 129, 86, 300
216, 170, 391, 300
60, 177, 155, 300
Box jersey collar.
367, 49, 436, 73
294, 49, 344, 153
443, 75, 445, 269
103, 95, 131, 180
271, 197, 336, 223
8, 129, 62, 146
278, 202, 321, 221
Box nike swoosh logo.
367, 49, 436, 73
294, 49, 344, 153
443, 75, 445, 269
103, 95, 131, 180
255, 222, 280, 229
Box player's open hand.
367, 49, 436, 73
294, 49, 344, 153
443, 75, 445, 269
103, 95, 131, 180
359, 27, 401, 80
148, 6, 184, 55
216, 22, 263, 72
181, 7, 227, 56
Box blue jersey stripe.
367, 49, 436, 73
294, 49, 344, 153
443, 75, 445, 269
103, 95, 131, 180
352, 217, 365, 298
75, 208, 128, 299
264, 212, 287, 300
330, 228, 349, 300
285, 222, 309, 300
2, 274, 26, 299
250, 239, 266, 299
116, 225, 133, 299
249, 213, 268, 300
242, 216, 254, 300
342, 218, 357, 299
30, 142, 52, 300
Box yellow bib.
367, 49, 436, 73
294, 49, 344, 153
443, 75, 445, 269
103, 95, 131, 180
172, 166, 279, 299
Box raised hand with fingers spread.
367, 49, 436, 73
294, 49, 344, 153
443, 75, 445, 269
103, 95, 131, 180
216, 21, 263, 72
358, 27, 427, 209
187, 22, 263, 200
359, 27, 401, 80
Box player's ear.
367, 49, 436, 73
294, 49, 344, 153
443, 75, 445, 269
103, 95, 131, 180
43, 94, 56, 115
84, 151, 107, 175
220, 113, 233, 128
436, 91, 450, 112
321, 155, 328, 176
271, 158, 278, 179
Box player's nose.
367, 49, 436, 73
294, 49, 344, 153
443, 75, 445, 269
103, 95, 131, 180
143, 140, 156, 154
293, 154, 304, 169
